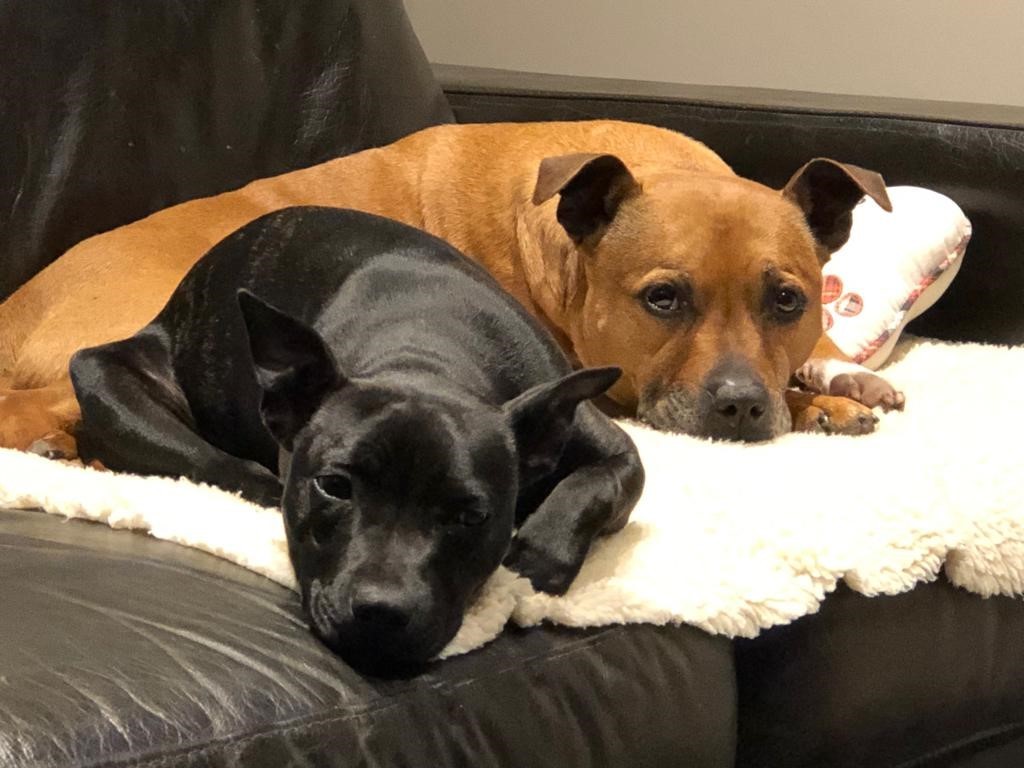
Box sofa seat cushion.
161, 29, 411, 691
735, 580, 1024, 767
0, 509, 735, 768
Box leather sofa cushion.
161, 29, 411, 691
735, 581, 1024, 767
0, 509, 736, 767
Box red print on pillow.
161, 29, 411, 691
822, 275, 844, 304
836, 292, 864, 317
822, 307, 834, 331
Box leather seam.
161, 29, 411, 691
889, 720, 1024, 768
444, 90, 1022, 132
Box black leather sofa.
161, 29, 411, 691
1, 2, 1022, 766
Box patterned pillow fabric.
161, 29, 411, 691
822, 186, 971, 369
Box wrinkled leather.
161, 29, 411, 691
438, 65, 1024, 346
735, 582, 1024, 768
0, 510, 736, 767
0, 0, 453, 300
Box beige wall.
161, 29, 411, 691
404, 0, 1024, 107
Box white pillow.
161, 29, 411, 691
822, 186, 971, 370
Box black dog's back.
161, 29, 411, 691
155, 207, 572, 467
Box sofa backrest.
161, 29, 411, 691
0, 0, 452, 300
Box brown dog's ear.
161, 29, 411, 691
782, 159, 892, 255
533, 153, 640, 246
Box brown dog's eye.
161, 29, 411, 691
773, 286, 806, 319
642, 283, 685, 316
314, 474, 353, 501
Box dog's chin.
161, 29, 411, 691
320, 628, 445, 678
309, 601, 462, 678
638, 388, 792, 442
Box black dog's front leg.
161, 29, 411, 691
71, 333, 282, 507
506, 443, 644, 596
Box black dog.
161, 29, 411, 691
70, 207, 644, 673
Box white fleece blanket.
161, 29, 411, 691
2, 336, 1022, 658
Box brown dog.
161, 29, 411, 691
0, 119, 900, 456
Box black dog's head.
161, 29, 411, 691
237, 290, 618, 675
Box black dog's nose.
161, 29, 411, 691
704, 364, 771, 441
350, 586, 413, 630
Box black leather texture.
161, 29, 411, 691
0, 0, 453, 301
0, 509, 736, 767
735, 582, 1024, 768
437, 65, 1024, 348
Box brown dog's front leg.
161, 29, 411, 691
0, 378, 82, 459
786, 390, 879, 436
796, 335, 905, 412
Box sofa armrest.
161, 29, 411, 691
436, 64, 1024, 346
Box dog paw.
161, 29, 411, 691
503, 538, 578, 596
27, 431, 79, 462
829, 372, 905, 412
791, 394, 879, 436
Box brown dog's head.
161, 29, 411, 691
531, 153, 891, 441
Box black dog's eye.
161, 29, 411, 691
309, 475, 353, 545
457, 508, 490, 527
642, 282, 686, 316
771, 286, 806, 321
314, 474, 353, 501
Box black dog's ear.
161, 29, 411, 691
505, 366, 621, 482
532, 153, 640, 246
782, 159, 892, 258
237, 289, 342, 450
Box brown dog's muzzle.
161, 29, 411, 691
638, 359, 792, 442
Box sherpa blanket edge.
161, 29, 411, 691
2, 336, 1022, 658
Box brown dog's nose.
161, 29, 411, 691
704, 364, 771, 441
713, 382, 766, 421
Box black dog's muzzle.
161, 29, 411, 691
307, 576, 454, 676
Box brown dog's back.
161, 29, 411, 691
0, 120, 728, 388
